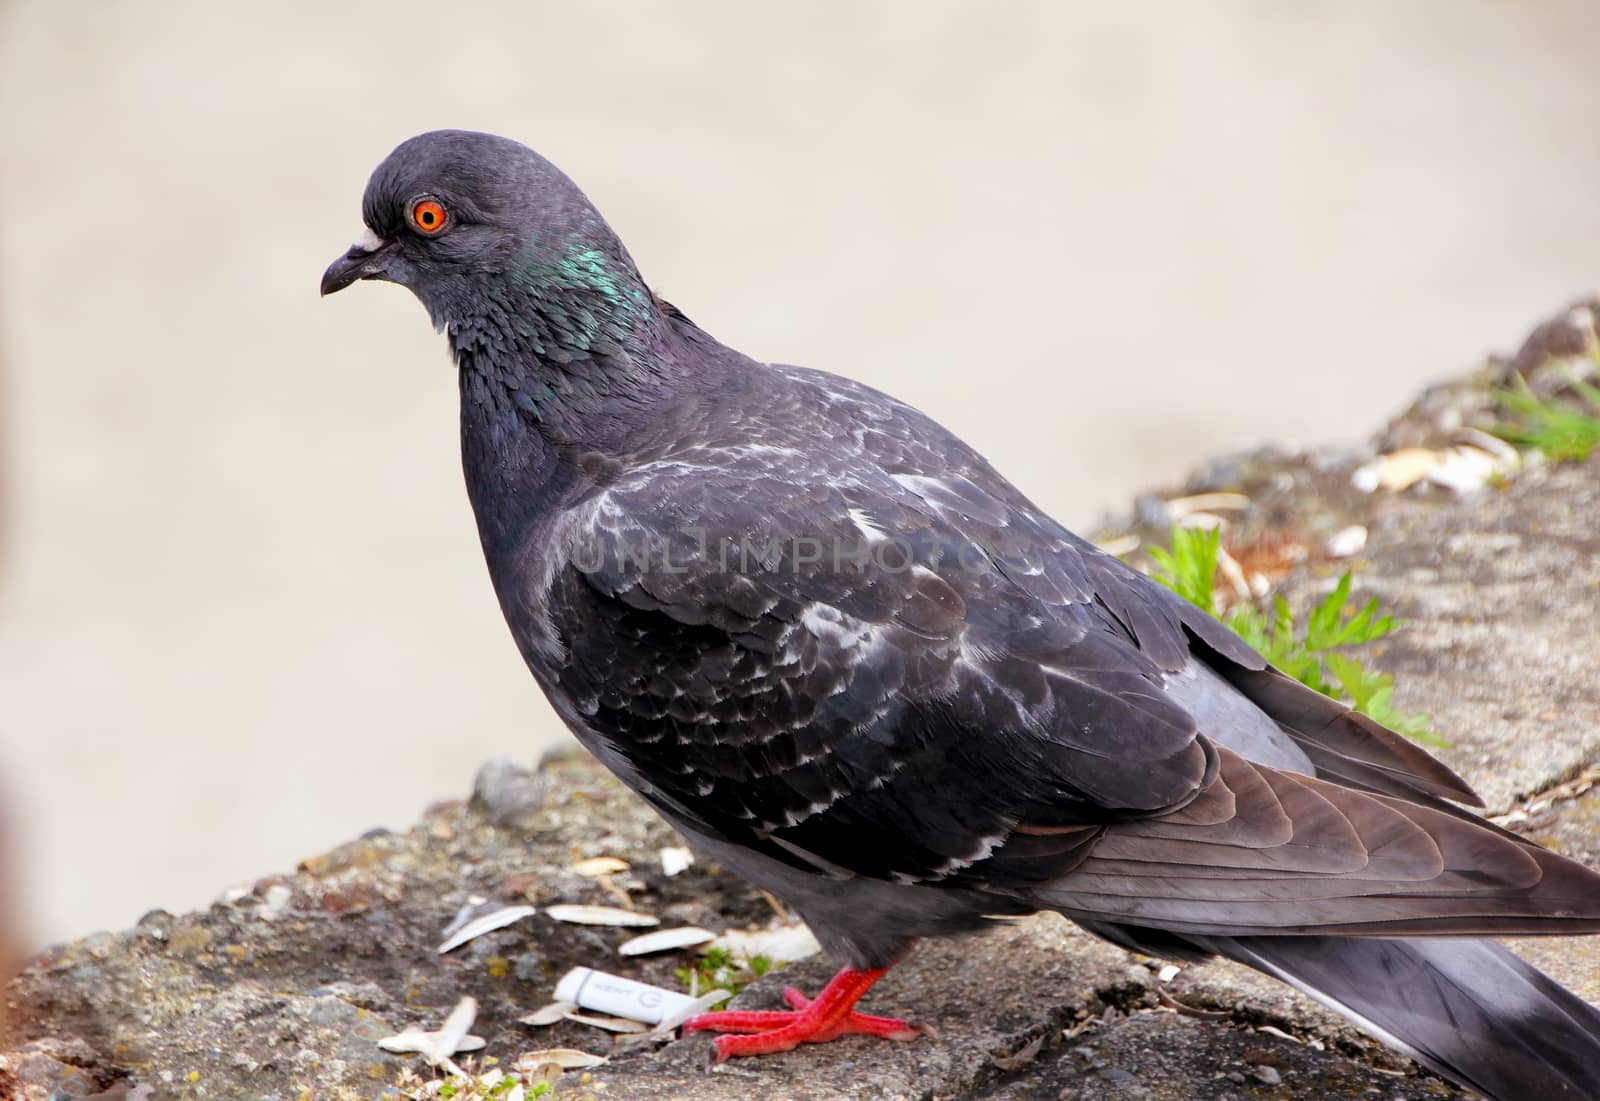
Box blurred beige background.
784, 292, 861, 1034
0, 1, 1597, 949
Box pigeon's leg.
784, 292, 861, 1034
683, 966, 927, 1061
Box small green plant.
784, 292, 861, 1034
1146, 527, 1224, 614
1491, 371, 1600, 463
676, 947, 777, 1009
1149, 526, 1441, 746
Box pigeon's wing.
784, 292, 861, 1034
867, 472, 1600, 936
774, 365, 1481, 813
544, 444, 1600, 936
1038, 741, 1600, 935
547, 456, 1209, 886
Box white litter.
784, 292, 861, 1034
554, 966, 699, 1025
659, 846, 694, 876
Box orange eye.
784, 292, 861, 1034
411, 199, 448, 234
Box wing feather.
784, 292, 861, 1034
1034, 746, 1600, 935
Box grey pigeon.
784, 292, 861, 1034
322, 130, 1600, 1098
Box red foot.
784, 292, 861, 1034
683, 966, 930, 1062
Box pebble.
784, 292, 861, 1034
1306, 442, 1376, 473
308, 995, 357, 1027
1324, 524, 1368, 558
1135, 493, 1172, 529
259, 884, 293, 920
306, 980, 389, 1009
1183, 448, 1258, 493
470, 756, 548, 825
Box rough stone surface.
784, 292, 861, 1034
3, 310, 1598, 1100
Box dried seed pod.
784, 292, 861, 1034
544, 903, 658, 927
570, 856, 630, 877
618, 927, 716, 956
513, 1048, 607, 1071
518, 1000, 577, 1027
436, 904, 537, 953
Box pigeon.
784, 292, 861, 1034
323, 130, 1600, 1098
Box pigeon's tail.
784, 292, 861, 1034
1197, 934, 1600, 1100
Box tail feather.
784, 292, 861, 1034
1199, 935, 1600, 1100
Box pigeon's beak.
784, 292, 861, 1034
320, 228, 392, 297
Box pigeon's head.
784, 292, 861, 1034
320, 130, 640, 330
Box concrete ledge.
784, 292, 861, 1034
5, 303, 1597, 1100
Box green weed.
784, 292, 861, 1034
676, 947, 776, 1010
1491, 371, 1600, 463
1149, 526, 1441, 746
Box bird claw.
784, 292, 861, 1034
690, 1008, 926, 1059
684, 966, 928, 1063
